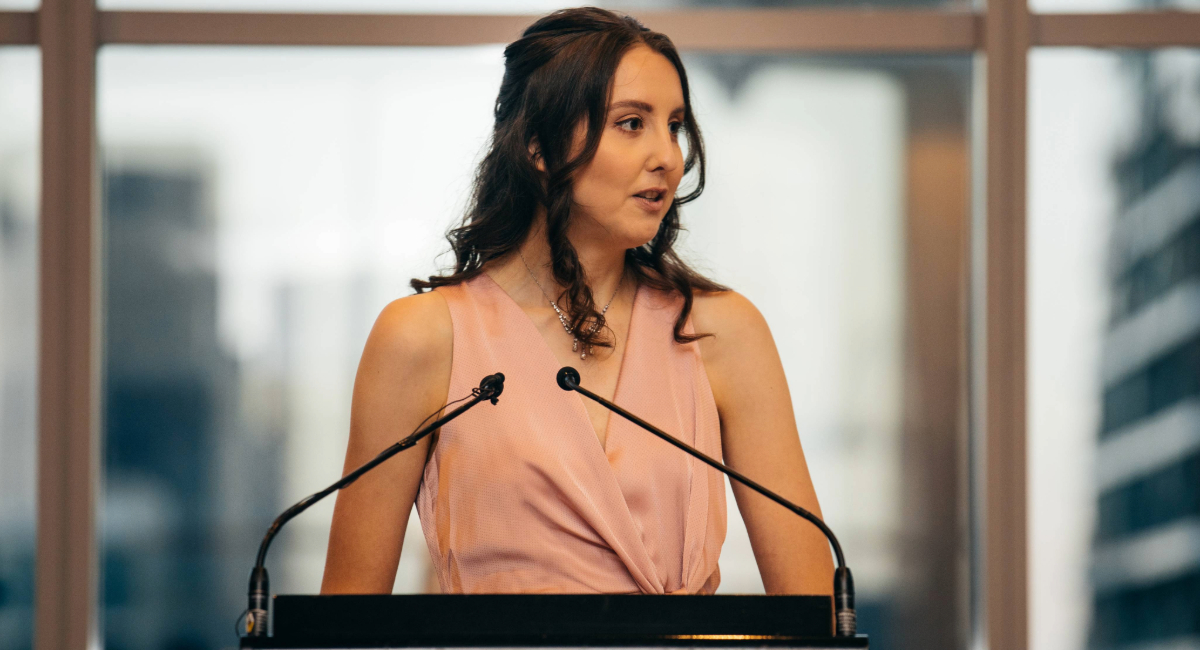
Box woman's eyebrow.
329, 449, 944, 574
609, 100, 655, 113
608, 100, 686, 115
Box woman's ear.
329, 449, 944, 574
528, 139, 546, 173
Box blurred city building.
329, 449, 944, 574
1090, 53, 1200, 650
101, 158, 283, 650
0, 48, 38, 650
0, 130, 37, 650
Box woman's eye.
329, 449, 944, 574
669, 121, 683, 136
617, 117, 643, 132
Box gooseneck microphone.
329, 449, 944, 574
243, 372, 505, 638
556, 366, 857, 637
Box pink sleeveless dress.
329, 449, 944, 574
417, 272, 727, 594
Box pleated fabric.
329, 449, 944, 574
416, 272, 726, 594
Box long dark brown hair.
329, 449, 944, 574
411, 6, 728, 349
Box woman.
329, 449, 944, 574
321, 7, 832, 596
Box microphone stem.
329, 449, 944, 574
245, 376, 503, 637
567, 376, 856, 637
254, 386, 494, 570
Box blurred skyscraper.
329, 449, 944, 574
1090, 54, 1200, 649
102, 159, 282, 650
0, 49, 39, 650
0, 146, 37, 650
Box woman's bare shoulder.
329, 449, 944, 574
690, 288, 778, 410
362, 290, 453, 374
691, 288, 770, 351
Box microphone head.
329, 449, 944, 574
480, 372, 505, 397
556, 367, 580, 391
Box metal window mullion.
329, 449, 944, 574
1033, 11, 1200, 47
35, 1, 100, 650
981, 1, 1030, 650
11, 8, 1200, 51
93, 9, 982, 51
0, 11, 37, 44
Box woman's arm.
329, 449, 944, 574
693, 290, 835, 596
320, 291, 452, 594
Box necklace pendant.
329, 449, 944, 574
519, 250, 623, 365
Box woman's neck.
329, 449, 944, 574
487, 217, 629, 312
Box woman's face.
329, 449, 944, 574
569, 44, 687, 250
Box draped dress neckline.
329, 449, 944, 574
477, 270, 641, 457
418, 272, 727, 595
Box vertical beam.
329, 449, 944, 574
982, 0, 1030, 649
900, 124, 971, 650
36, 0, 99, 649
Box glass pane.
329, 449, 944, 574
0, 46, 39, 650
0, 2, 37, 9
686, 52, 972, 650
97, 0, 966, 13
1032, 0, 1199, 12
1029, 48, 1200, 650
99, 46, 971, 650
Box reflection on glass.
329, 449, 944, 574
0, 47, 39, 650
99, 46, 970, 650
97, 0, 966, 13
1029, 48, 1200, 650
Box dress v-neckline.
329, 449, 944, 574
478, 271, 640, 454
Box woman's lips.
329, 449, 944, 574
633, 195, 665, 212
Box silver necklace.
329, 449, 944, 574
519, 250, 620, 360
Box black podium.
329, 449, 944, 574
239, 594, 868, 649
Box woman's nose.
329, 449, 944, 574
647, 126, 681, 173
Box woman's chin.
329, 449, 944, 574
621, 216, 666, 249
621, 231, 661, 251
